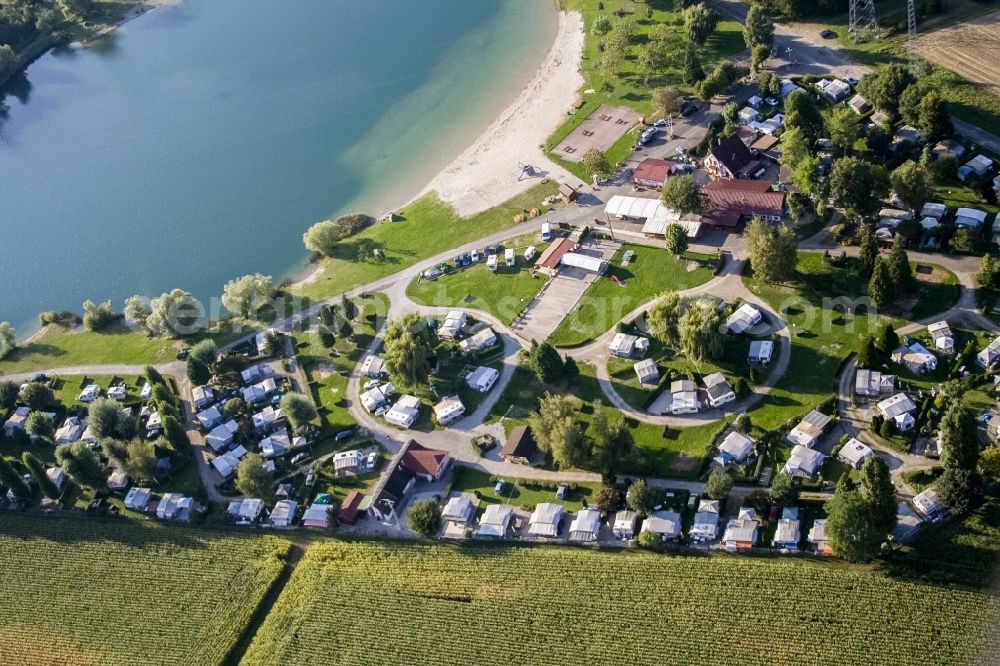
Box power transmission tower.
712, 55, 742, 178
907, 0, 918, 71
849, 0, 878, 41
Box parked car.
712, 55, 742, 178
290, 452, 311, 465
176, 348, 189, 360
461, 253, 471, 267
334, 428, 354, 442
453, 255, 463, 268
764, 96, 779, 106
471, 249, 481, 262
364, 379, 381, 391
556, 483, 568, 500
845, 75, 859, 85
680, 102, 697, 117
495, 480, 507, 494
486, 243, 503, 255
820, 29, 835, 38
653, 118, 667, 127
365, 452, 377, 468
31, 373, 47, 383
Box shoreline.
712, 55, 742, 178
295, 9, 584, 289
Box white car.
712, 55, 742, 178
363, 379, 381, 391
471, 249, 480, 262
765, 97, 779, 106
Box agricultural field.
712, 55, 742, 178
915, 9, 1000, 98
242, 540, 1000, 665
548, 245, 716, 348
0, 515, 290, 665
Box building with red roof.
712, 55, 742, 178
702, 180, 786, 228
534, 237, 576, 274
400, 440, 451, 482
633, 158, 674, 189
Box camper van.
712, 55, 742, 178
504, 248, 515, 267
540, 222, 552, 242
487, 254, 498, 272
524, 245, 537, 261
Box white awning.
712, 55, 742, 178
560, 253, 606, 272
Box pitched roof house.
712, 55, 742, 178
690, 499, 720, 541
702, 180, 785, 227
703, 372, 736, 408
568, 507, 602, 542
838, 437, 875, 469
477, 503, 514, 538
722, 507, 760, 550
641, 510, 682, 541
528, 502, 564, 538
783, 445, 825, 478
786, 410, 832, 448
502, 426, 538, 464
715, 431, 755, 467
705, 133, 756, 179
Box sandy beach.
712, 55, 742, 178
421, 10, 584, 217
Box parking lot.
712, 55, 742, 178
553, 104, 642, 162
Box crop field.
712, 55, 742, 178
0, 515, 289, 666
916, 10, 1000, 97
242, 541, 999, 665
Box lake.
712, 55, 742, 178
0, 0, 557, 332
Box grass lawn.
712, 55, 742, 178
0, 320, 250, 375
548, 244, 715, 347
294, 294, 388, 434
488, 359, 717, 479
902, 466, 944, 493
546, 0, 747, 178
406, 235, 550, 322
295, 185, 558, 302
450, 467, 600, 512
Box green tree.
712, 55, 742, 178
594, 414, 635, 479
123, 295, 151, 328
859, 455, 897, 534
19, 382, 53, 410
636, 529, 659, 548
722, 101, 740, 126
950, 227, 979, 254
528, 393, 589, 469
858, 336, 877, 367
678, 304, 725, 362
660, 174, 707, 215
682, 44, 705, 85
235, 453, 275, 503
898, 83, 924, 126
57, 0, 90, 23
146, 289, 201, 337
745, 218, 798, 284
663, 224, 689, 256
742, 3, 774, 48
650, 86, 682, 119
22, 452, 59, 499
581, 148, 612, 181
978, 446, 1000, 480
645, 291, 682, 348
876, 322, 899, 353
637, 42, 669, 83
886, 236, 913, 294
0, 457, 31, 501
383, 313, 433, 387
221, 274, 275, 320
408, 498, 442, 537
0, 321, 16, 359
976, 254, 998, 288
790, 156, 821, 198
186, 357, 211, 386
594, 486, 620, 513
189, 339, 217, 368
784, 90, 824, 142
684, 3, 718, 45
938, 402, 979, 471
856, 64, 914, 114
829, 157, 890, 218
705, 469, 733, 500
162, 415, 190, 452
917, 92, 952, 144
751, 44, 770, 73
591, 15, 612, 35
144, 365, 166, 387
936, 467, 978, 516
24, 412, 54, 440
123, 439, 159, 485
626, 479, 656, 516
824, 482, 885, 562
826, 106, 860, 154
890, 160, 933, 213
280, 392, 318, 430
0, 381, 19, 410
769, 472, 798, 503
55, 441, 107, 492
529, 341, 566, 385
868, 259, 896, 310
303, 220, 344, 257
778, 125, 811, 171
88, 397, 125, 440
82, 299, 116, 332
858, 223, 879, 281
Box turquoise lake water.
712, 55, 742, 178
0, 0, 557, 331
